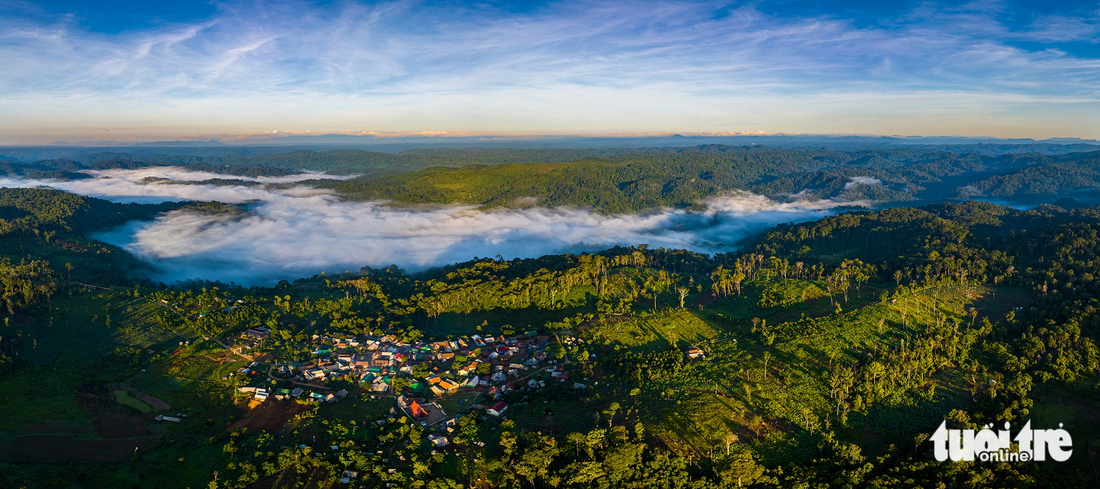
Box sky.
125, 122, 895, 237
1, 0, 1099, 144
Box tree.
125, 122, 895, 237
0, 259, 56, 314
677, 287, 689, 309
731, 272, 745, 296
719, 452, 764, 487
546, 342, 566, 360
724, 432, 739, 456
565, 432, 586, 457
602, 402, 621, 427
645, 273, 671, 310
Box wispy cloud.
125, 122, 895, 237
1, 0, 1099, 142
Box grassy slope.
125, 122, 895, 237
0, 286, 244, 488
579, 282, 1011, 464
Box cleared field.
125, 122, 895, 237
587, 309, 727, 352
113, 390, 152, 413
644, 283, 1002, 459
649, 393, 756, 458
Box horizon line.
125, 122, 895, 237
5, 131, 1100, 148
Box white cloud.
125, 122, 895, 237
1, 1, 1099, 142
844, 176, 883, 190
0, 168, 353, 204
2, 169, 859, 284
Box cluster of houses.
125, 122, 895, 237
158, 297, 246, 322
231, 326, 271, 354
238, 384, 350, 404
283, 331, 568, 397
228, 330, 582, 432
233, 360, 352, 403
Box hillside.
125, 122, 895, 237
0, 188, 1098, 487
4, 147, 1099, 213
959, 155, 1100, 199
322, 148, 1100, 212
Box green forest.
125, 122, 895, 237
3, 146, 1100, 213
1, 179, 1100, 488
319, 147, 1100, 212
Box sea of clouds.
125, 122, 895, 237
0, 169, 873, 285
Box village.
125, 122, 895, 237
225, 328, 615, 448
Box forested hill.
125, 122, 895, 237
0, 188, 243, 284
321, 148, 1100, 213
4, 146, 1100, 212
3, 190, 1100, 487
6, 148, 635, 175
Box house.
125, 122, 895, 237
372, 352, 394, 367
290, 387, 304, 397
340, 470, 359, 484
458, 361, 480, 376
428, 434, 449, 447
409, 401, 429, 419
487, 401, 508, 417
371, 379, 389, 393
686, 346, 705, 360
244, 327, 270, 339
573, 382, 588, 389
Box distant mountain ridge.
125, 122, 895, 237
319, 147, 1100, 212
3, 134, 1098, 162
2, 146, 1099, 212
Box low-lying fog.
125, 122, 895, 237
1, 169, 873, 285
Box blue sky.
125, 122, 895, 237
1, 0, 1098, 144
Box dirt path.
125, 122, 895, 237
228, 400, 312, 433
